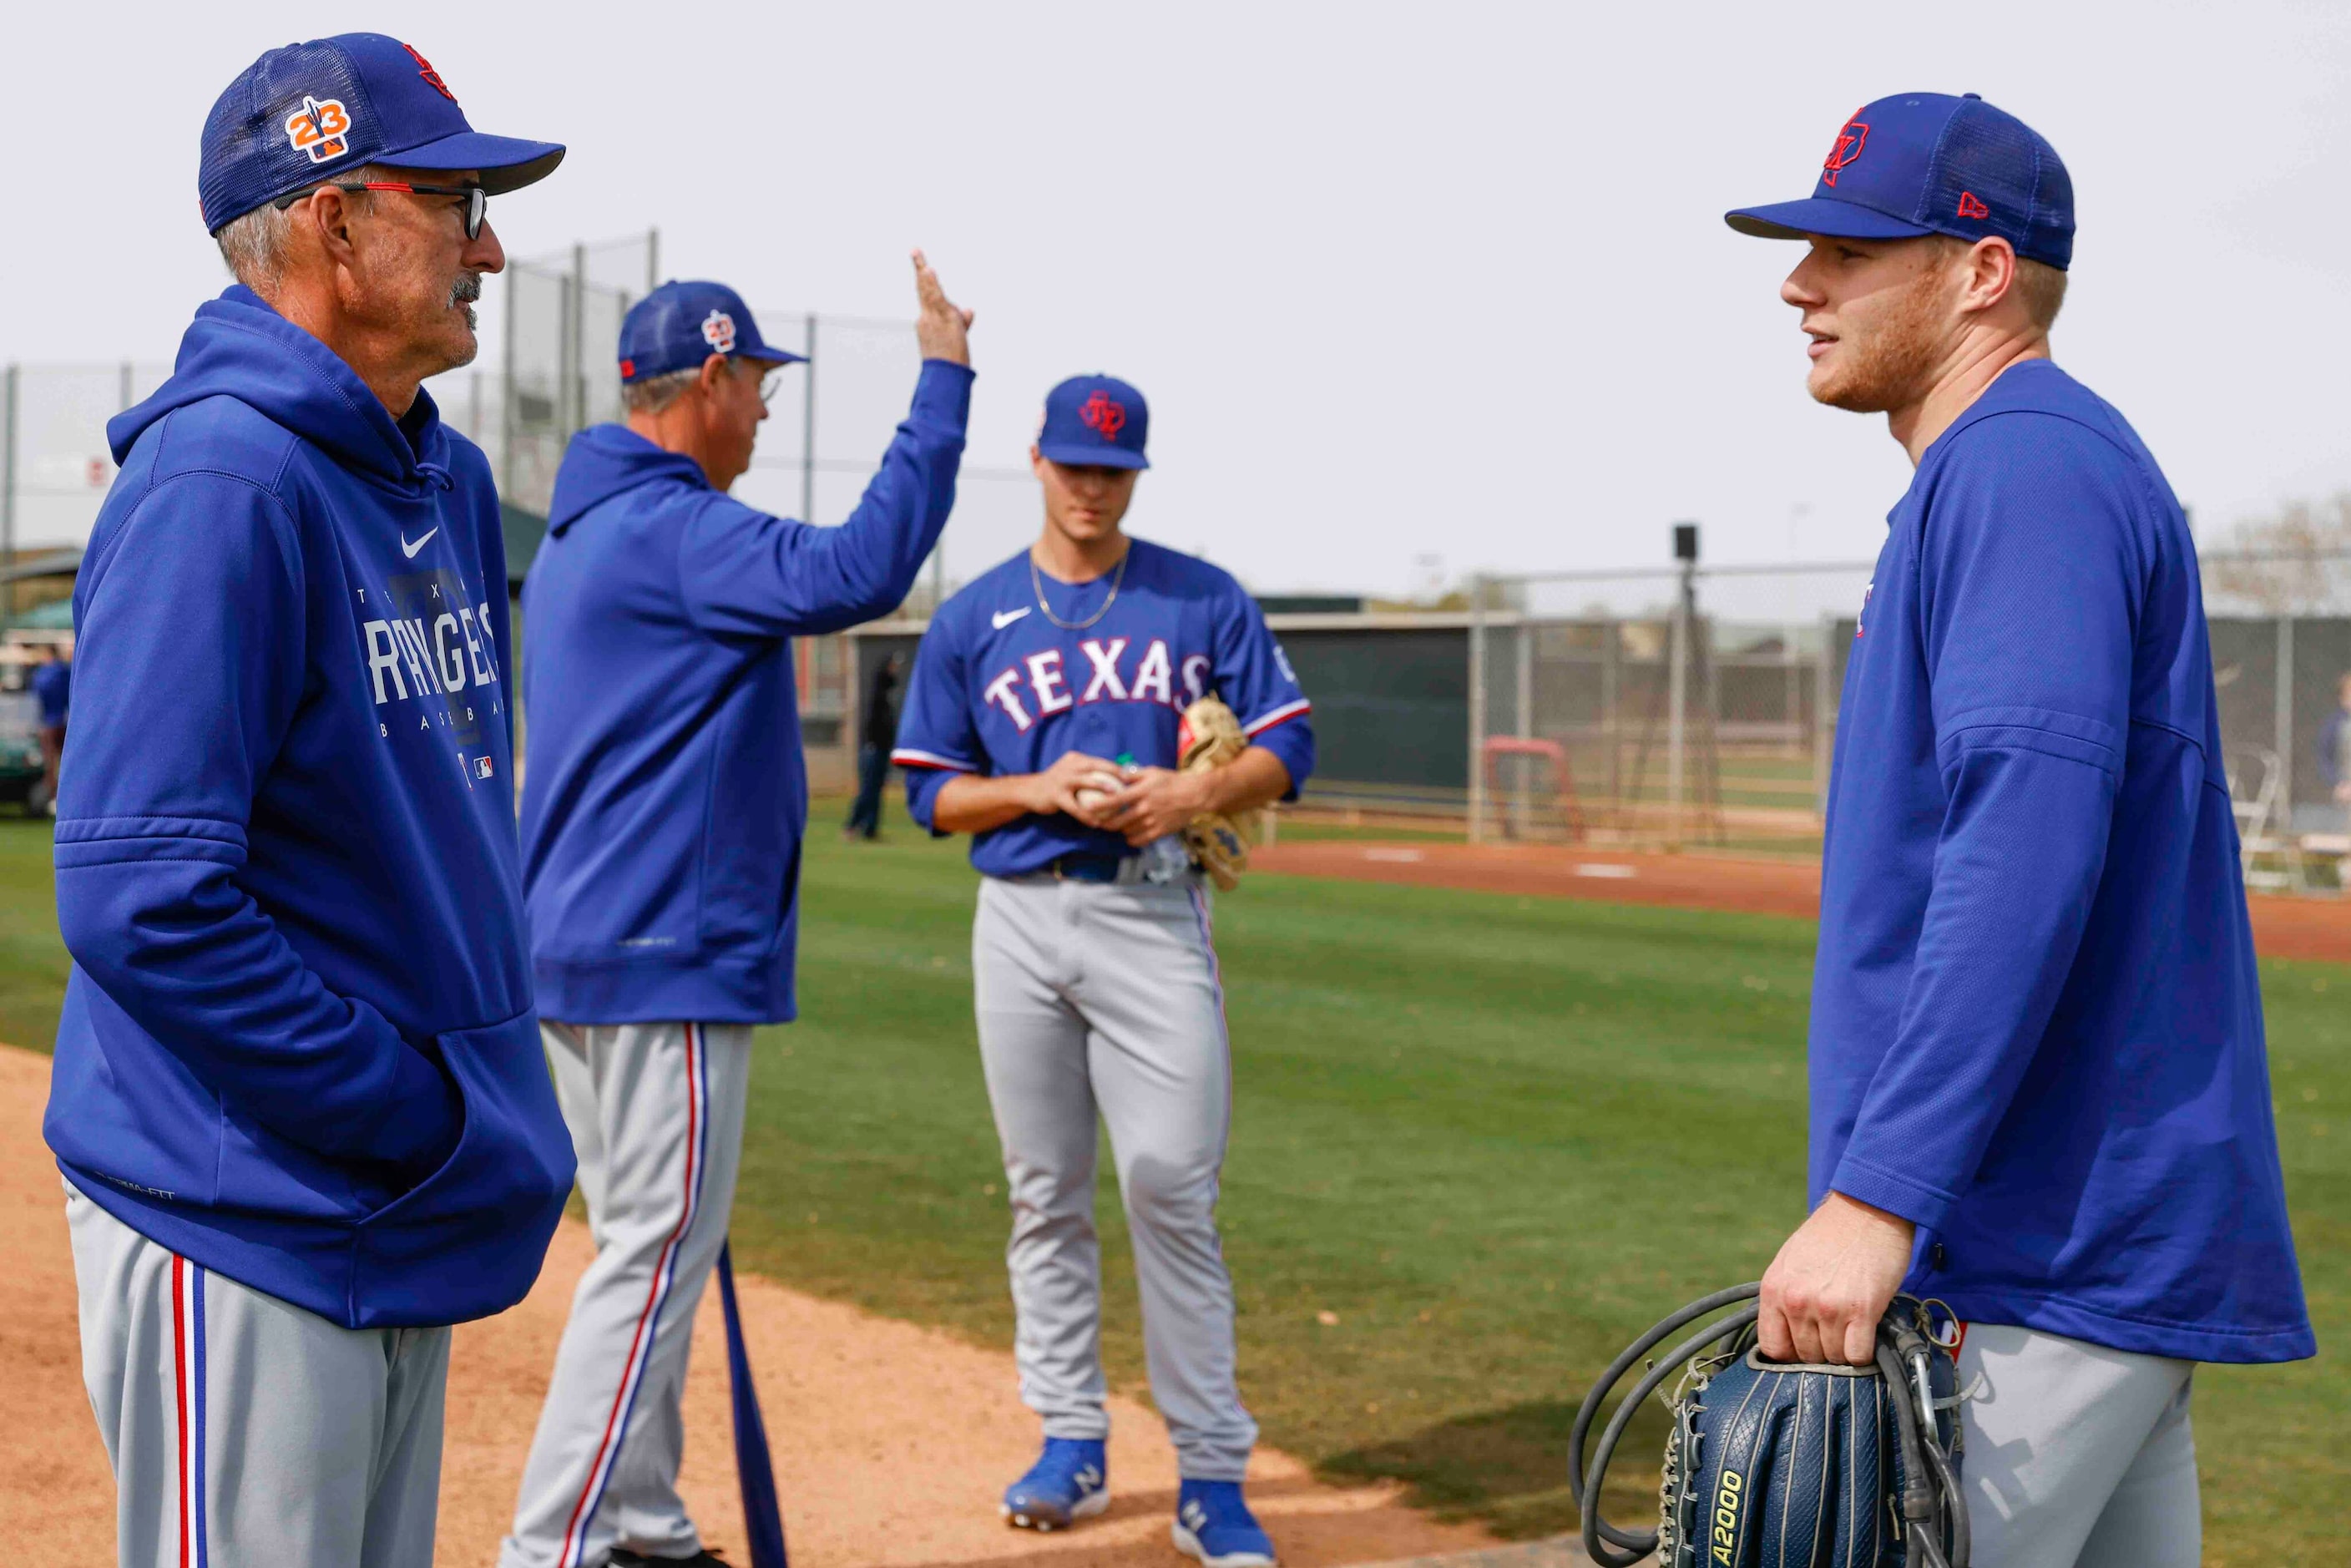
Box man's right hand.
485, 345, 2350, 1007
1027, 751, 1126, 827
912, 249, 974, 366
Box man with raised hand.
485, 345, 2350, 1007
506, 262, 973, 1568
47, 34, 573, 1568
1727, 94, 2312, 1565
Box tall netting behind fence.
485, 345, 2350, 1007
1467, 564, 1873, 853
0, 363, 171, 555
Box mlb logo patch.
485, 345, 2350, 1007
700, 310, 737, 354
285, 95, 353, 164
473, 756, 496, 781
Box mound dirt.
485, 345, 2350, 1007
2, 1044, 1494, 1567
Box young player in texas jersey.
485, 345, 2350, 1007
893, 376, 1312, 1568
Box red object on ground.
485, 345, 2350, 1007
1479, 737, 1585, 842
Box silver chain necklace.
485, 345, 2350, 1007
1029, 545, 1130, 631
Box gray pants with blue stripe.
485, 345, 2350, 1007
973, 871, 1259, 1479
503, 1021, 753, 1568
66, 1180, 450, 1568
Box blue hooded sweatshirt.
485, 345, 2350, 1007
43, 286, 574, 1330
1812, 360, 2311, 1364
520, 361, 972, 1024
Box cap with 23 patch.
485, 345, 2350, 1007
199, 33, 564, 234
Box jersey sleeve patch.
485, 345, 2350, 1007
1242, 698, 1312, 736
890, 747, 977, 772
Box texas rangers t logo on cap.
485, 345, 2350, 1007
701, 310, 737, 354
1079, 390, 1126, 440
1821, 111, 1868, 187
286, 96, 352, 164
402, 42, 456, 102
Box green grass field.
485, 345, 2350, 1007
1, 807, 2342, 1563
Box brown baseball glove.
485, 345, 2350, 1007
1176, 696, 1261, 891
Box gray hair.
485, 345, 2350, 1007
622, 366, 702, 414
214, 164, 382, 293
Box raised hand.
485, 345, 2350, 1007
912, 249, 974, 367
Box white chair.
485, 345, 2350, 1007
2227, 746, 2302, 892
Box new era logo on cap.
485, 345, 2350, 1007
1725, 92, 2075, 271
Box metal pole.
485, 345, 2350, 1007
119, 359, 134, 412
1602, 615, 1620, 814
2277, 616, 2296, 825
645, 227, 660, 296
930, 544, 946, 613
800, 314, 818, 524
1814, 615, 1836, 821
0, 363, 15, 635
1510, 614, 1534, 839
1667, 561, 1691, 840
500, 270, 517, 495
569, 242, 588, 436
1468, 574, 1489, 844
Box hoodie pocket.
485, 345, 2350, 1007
350, 1008, 575, 1327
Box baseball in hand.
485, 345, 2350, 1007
1073, 770, 1126, 812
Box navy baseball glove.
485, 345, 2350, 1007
1569, 1284, 1967, 1568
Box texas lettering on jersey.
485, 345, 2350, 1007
893, 539, 1317, 878
979, 635, 1215, 732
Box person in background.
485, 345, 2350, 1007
507, 260, 973, 1568
30, 635, 70, 817
845, 650, 905, 841
2317, 671, 2351, 827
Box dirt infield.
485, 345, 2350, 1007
2, 1044, 1494, 1567
1255, 841, 2351, 964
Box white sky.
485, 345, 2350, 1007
4, 1, 2348, 598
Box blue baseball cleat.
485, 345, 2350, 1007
1000, 1436, 1110, 1531
1172, 1479, 1277, 1567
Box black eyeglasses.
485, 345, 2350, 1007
274, 180, 488, 240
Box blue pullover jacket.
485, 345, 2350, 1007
43, 286, 574, 1330
521, 362, 972, 1024
1813, 360, 2311, 1363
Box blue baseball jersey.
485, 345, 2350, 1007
894, 539, 1314, 878
1811, 360, 2310, 1363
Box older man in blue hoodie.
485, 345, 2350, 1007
47, 34, 574, 1568
506, 266, 973, 1568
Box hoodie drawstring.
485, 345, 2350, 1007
417, 460, 457, 492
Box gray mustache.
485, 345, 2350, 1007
449, 273, 484, 308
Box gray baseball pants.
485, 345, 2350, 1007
503, 1020, 752, 1568
973, 871, 1259, 1480
66, 1179, 449, 1568
1957, 1323, 2198, 1568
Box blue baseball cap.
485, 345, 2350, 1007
1726, 94, 2074, 271
1037, 375, 1150, 470
200, 34, 564, 234
617, 281, 805, 383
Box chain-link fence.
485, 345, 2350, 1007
1466, 559, 2351, 887
0, 232, 1042, 741
1466, 561, 1872, 854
